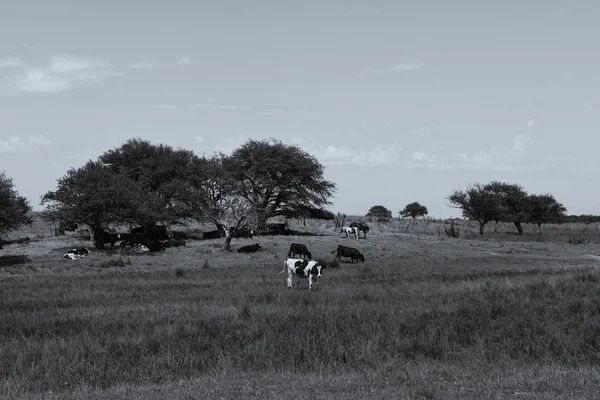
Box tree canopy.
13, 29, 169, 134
525, 194, 566, 228
400, 202, 429, 219
0, 171, 32, 238
366, 205, 392, 222
446, 183, 501, 234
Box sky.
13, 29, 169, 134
1, 0, 598, 219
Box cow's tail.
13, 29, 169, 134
330, 249, 337, 254
280, 259, 287, 274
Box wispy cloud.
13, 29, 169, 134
312, 144, 401, 166
127, 58, 160, 70
0, 134, 51, 153
152, 103, 180, 111
0, 56, 25, 68
412, 151, 436, 163
527, 118, 537, 129
355, 62, 424, 75
414, 128, 430, 138
177, 57, 192, 66
584, 101, 593, 112
3, 54, 119, 93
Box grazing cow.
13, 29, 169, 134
331, 245, 365, 263
288, 243, 312, 259
281, 258, 324, 290
349, 221, 370, 239
237, 243, 262, 253
340, 226, 358, 239
63, 247, 90, 259
92, 228, 118, 249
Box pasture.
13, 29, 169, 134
2, 217, 600, 399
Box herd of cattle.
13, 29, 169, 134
60, 221, 370, 290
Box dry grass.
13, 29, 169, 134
2, 216, 600, 399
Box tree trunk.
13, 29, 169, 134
478, 221, 486, 235
537, 223, 542, 230
223, 232, 233, 251
514, 221, 523, 235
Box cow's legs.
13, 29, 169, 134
308, 275, 313, 290
287, 271, 293, 288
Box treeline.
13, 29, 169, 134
39, 138, 336, 250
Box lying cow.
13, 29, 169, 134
288, 243, 312, 259
349, 221, 369, 239
340, 226, 358, 239
281, 258, 324, 290
63, 247, 90, 259
237, 243, 262, 253
331, 245, 365, 263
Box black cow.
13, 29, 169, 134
288, 243, 312, 259
349, 222, 370, 239
131, 224, 168, 240
93, 228, 118, 249
237, 243, 262, 253
233, 227, 254, 239
331, 245, 365, 263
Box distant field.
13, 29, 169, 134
2, 217, 600, 399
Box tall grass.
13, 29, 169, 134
2, 256, 600, 396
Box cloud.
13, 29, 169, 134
412, 151, 436, 163
0, 134, 51, 153
127, 58, 160, 70
177, 57, 192, 66
414, 128, 430, 138
0, 56, 25, 68
196, 136, 204, 142
511, 133, 532, 154
584, 102, 593, 112
471, 148, 496, 164
355, 62, 424, 75
312, 144, 401, 166
527, 101, 535, 109
360, 125, 375, 132
152, 103, 179, 111
3, 54, 119, 94
527, 118, 536, 129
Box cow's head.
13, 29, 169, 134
309, 262, 322, 278
358, 253, 365, 262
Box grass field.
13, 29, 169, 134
2, 217, 600, 399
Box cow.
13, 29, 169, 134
92, 227, 118, 249
349, 221, 370, 239
233, 227, 254, 239
340, 226, 358, 239
63, 247, 90, 259
331, 245, 365, 263
281, 258, 324, 290
237, 243, 262, 253
288, 243, 312, 259
131, 224, 169, 240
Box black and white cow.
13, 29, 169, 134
331, 245, 365, 263
237, 243, 262, 253
340, 226, 358, 239
63, 247, 90, 259
281, 258, 324, 290
287, 243, 312, 259
349, 221, 370, 239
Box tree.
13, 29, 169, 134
0, 171, 32, 238
446, 183, 501, 234
486, 181, 529, 234
41, 161, 149, 249
525, 194, 566, 229
99, 138, 199, 225
225, 138, 336, 229
400, 202, 429, 219
366, 205, 392, 222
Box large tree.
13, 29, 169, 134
366, 205, 392, 222
224, 138, 336, 229
446, 183, 501, 234
0, 171, 32, 239
525, 194, 566, 229
399, 202, 429, 219
99, 138, 199, 226
486, 181, 529, 234
41, 161, 149, 248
